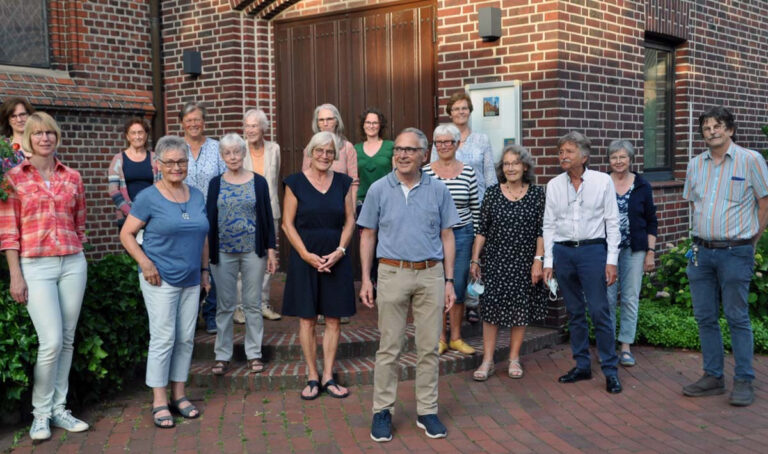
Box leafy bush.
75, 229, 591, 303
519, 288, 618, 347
635, 300, 768, 353
0, 254, 148, 417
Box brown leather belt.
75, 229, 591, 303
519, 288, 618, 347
378, 258, 440, 269
693, 237, 752, 249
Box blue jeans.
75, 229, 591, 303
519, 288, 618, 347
140, 274, 200, 388
553, 243, 618, 376
607, 247, 646, 345
202, 273, 217, 324
453, 223, 474, 303
687, 244, 754, 381
22, 253, 87, 418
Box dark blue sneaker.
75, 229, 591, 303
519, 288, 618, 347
416, 414, 446, 438
370, 410, 392, 442
205, 318, 217, 334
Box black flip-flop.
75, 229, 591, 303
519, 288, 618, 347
152, 405, 175, 429
300, 380, 321, 400
322, 379, 350, 399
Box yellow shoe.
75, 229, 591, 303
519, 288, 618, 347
438, 340, 448, 355
449, 339, 476, 355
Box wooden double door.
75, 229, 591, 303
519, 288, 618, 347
274, 1, 437, 271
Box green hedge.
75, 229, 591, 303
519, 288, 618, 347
0, 254, 148, 417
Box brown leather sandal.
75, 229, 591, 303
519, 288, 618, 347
249, 359, 265, 373
212, 361, 229, 376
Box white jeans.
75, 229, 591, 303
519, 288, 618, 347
139, 274, 200, 388
22, 252, 87, 419
212, 251, 267, 360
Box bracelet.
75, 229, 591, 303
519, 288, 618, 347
470, 260, 481, 266
336, 246, 346, 256
201, 267, 210, 272
646, 248, 655, 253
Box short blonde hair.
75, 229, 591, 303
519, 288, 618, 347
22, 112, 61, 154
305, 131, 339, 160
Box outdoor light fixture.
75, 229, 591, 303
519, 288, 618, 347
478, 7, 501, 42
183, 50, 202, 77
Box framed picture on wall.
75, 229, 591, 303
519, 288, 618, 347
466, 80, 522, 162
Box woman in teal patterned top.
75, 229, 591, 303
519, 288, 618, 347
205, 133, 277, 377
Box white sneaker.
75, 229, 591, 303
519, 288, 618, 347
29, 416, 51, 440
263, 304, 281, 320
51, 410, 89, 432
233, 306, 246, 324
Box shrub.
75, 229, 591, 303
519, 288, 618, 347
0, 253, 148, 417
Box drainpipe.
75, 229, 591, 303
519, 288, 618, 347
150, 0, 165, 143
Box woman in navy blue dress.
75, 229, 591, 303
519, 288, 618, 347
282, 131, 356, 400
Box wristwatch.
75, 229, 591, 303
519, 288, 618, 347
534, 256, 544, 262
445, 278, 455, 284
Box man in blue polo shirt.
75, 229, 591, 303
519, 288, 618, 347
358, 127, 460, 442
682, 106, 768, 406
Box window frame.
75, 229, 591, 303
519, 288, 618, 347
0, 0, 51, 68
642, 38, 676, 182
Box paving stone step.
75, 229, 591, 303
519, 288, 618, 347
188, 325, 561, 391
192, 318, 483, 362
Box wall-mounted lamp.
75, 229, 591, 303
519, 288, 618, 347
183, 50, 202, 77
478, 7, 501, 42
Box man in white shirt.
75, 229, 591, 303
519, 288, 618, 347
542, 131, 622, 394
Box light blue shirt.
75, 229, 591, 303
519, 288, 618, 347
357, 171, 460, 261
130, 186, 209, 287
184, 137, 225, 202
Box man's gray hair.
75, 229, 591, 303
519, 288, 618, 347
155, 136, 187, 161
244, 109, 270, 133
219, 133, 247, 157
179, 101, 207, 121
312, 103, 345, 136
607, 139, 635, 160
432, 123, 461, 144
305, 131, 340, 161
557, 131, 592, 161
398, 127, 429, 151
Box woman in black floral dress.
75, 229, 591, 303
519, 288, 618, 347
469, 145, 546, 381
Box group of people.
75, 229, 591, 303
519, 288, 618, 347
1, 93, 765, 444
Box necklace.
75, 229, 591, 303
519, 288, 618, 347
162, 180, 190, 219
505, 182, 527, 201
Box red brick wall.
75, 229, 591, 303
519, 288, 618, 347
1, 0, 155, 259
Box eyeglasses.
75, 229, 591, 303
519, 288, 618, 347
502, 161, 521, 168
609, 154, 629, 162
244, 123, 261, 130
317, 117, 336, 124
393, 146, 423, 155
183, 118, 203, 125
10, 113, 28, 121
451, 106, 470, 112
159, 159, 189, 168
434, 140, 456, 148
31, 131, 56, 138
312, 148, 335, 157
364, 121, 380, 126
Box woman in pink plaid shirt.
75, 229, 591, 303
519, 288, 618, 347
0, 112, 89, 441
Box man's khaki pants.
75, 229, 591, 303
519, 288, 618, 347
372, 261, 445, 415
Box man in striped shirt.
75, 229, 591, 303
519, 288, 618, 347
682, 106, 768, 407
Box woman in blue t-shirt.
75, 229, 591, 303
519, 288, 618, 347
120, 136, 210, 429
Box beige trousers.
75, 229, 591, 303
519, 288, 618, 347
372, 262, 445, 416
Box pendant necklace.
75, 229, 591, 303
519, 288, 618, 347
506, 182, 526, 201
162, 180, 190, 219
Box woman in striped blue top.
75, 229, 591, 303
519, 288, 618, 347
423, 123, 480, 356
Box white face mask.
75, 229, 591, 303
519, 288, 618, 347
466, 278, 485, 298
546, 277, 559, 301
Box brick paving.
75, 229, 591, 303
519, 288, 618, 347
5, 344, 767, 453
